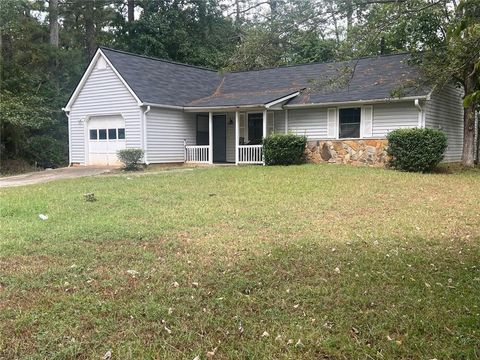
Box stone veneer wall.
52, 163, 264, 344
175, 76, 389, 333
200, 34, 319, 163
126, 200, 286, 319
305, 139, 389, 166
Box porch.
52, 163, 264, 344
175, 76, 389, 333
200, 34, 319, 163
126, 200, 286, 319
184, 110, 276, 165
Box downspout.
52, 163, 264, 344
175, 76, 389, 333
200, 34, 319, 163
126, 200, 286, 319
143, 105, 151, 165
414, 99, 424, 128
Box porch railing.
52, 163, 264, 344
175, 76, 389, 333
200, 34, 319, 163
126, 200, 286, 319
238, 145, 263, 164
185, 145, 209, 163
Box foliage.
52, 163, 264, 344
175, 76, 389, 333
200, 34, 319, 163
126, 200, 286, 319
1, 166, 479, 358
387, 128, 448, 172
117, 148, 144, 170
26, 135, 67, 168
263, 133, 307, 165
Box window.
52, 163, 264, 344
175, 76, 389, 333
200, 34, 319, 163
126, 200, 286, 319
339, 108, 361, 138
196, 115, 209, 145
89, 129, 98, 140
118, 128, 125, 139
98, 129, 107, 140
108, 128, 117, 140
248, 113, 263, 144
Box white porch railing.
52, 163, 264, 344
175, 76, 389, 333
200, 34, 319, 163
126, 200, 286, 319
185, 145, 209, 163
238, 145, 263, 164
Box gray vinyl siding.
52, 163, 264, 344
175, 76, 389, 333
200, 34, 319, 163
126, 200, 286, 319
69, 63, 141, 164
146, 108, 196, 163
226, 113, 235, 163
371, 102, 419, 137
288, 108, 328, 139
425, 84, 464, 162
273, 110, 285, 134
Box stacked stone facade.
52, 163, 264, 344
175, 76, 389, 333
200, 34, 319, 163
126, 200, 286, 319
305, 139, 389, 166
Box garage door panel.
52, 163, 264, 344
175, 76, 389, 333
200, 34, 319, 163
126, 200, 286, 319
87, 116, 126, 166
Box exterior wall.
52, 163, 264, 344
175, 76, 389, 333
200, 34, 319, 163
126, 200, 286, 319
287, 102, 419, 140
372, 102, 419, 137
305, 139, 388, 166
425, 84, 464, 162
225, 113, 235, 163
273, 110, 286, 134
288, 108, 328, 139
69, 61, 141, 164
146, 108, 196, 163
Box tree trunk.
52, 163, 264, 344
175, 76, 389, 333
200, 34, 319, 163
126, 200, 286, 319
462, 65, 478, 167
49, 0, 59, 47
85, 0, 96, 61
127, 0, 135, 22
476, 115, 479, 165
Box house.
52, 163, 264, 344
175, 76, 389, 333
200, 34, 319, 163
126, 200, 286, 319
64, 47, 465, 166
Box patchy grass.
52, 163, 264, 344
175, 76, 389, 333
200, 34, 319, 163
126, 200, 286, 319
0, 164, 479, 359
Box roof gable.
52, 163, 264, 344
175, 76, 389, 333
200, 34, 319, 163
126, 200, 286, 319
64, 49, 141, 112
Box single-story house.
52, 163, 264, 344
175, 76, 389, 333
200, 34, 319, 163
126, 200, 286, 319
64, 47, 465, 166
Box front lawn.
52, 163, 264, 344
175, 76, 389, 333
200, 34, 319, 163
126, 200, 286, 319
0, 165, 479, 359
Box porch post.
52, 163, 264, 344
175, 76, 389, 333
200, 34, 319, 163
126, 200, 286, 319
262, 109, 267, 166
285, 109, 289, 134
262, 109, 267, 139
208, 112, 213, 164
235, 111, 239, 165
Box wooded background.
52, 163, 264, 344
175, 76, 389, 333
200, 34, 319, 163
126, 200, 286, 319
0, 0, 478, 172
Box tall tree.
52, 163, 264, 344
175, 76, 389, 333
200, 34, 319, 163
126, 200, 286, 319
127, 0, 135, 22
84, 0, 96, 60
49, 0, 59, 47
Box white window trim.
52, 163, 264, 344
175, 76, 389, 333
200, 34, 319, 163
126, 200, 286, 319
333, 105, 374, 140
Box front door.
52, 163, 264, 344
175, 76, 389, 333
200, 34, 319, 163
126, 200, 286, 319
213, 115, 226, 163
248, 113, 263, 144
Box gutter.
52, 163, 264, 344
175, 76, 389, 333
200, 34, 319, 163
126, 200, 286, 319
140, 102, 183, 110
283, 95, 429, 109
184, 104, 266, 112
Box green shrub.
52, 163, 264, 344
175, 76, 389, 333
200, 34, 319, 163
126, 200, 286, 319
117, 148, 144, 170
263, 133, 307, 165
387, 128, 448, 172
27, 135, 67, 168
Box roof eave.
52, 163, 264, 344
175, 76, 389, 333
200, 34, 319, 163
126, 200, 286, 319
183, 104, 267, 112
283, 95, 430, 109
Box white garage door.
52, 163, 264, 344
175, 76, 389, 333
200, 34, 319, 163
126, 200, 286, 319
87, 116, 126, 165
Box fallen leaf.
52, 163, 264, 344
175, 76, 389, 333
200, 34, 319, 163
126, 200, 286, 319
103, 350, 112, 360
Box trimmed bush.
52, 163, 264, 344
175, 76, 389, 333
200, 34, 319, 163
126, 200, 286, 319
263, 133, 307, 165
387, 128, 448, 172
117, 148, 144, 170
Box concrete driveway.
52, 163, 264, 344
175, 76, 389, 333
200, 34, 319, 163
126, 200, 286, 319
0, 166, 115, 188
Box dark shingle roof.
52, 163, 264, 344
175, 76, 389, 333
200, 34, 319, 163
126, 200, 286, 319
101, 48, 220, 106
101, 48, 431, 108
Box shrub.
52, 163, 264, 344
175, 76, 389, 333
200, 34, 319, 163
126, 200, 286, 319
263, 133, 307, 165
27, 135, 67, 168
117, 148, 144, 170
387, 128, 448, 172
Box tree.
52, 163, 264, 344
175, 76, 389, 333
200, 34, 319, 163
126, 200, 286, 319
49, 0, 59, 47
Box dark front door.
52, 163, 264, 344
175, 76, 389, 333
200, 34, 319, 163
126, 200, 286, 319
213, 115, 226, 163
248, 113, 263, 144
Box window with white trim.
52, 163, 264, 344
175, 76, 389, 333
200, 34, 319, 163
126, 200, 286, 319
339, 108, 361, 138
